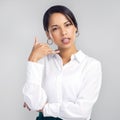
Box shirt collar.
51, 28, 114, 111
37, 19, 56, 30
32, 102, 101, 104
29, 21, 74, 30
53, 50, 86, 63
72, 50, 86, 63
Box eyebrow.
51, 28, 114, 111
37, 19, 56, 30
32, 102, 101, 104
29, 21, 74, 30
50, 21, 71, 28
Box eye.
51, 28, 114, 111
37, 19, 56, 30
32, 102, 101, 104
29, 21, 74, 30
51, 27, 59, 32
65, 22, 72, 27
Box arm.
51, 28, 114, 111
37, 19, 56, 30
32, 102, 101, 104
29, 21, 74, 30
23, 61, 47, 111
23, 37, 60, 111
43, 61, 102, 119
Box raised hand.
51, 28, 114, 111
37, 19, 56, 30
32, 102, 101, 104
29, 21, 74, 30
28, 37, 60, 62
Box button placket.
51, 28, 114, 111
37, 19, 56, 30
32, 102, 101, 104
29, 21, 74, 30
55, 54, 64, 103
56, 70, 63, 103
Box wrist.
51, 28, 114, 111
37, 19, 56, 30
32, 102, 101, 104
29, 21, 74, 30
28, 56, 38, 62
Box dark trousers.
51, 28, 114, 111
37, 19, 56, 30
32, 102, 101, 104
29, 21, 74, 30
36, 112, 62, 120
36, 112, 91, 120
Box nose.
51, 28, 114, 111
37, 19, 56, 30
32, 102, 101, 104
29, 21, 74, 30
61, 27, 67, 36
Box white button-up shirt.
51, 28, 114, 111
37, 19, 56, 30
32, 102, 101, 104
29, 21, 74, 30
23, 50, 102, 120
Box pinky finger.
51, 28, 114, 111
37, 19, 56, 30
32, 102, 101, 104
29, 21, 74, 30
52, 50, 60, 54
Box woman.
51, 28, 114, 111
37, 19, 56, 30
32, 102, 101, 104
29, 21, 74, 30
23, 5, 102, 120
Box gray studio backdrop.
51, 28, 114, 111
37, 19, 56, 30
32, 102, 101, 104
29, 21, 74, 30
0, 0, 120, 120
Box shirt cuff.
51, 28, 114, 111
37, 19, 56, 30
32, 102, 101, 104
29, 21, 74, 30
43, 103, 60, 118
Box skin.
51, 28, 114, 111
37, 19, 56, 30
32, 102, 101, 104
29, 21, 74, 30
47, 13, 78, 64
24, 13, 78, 111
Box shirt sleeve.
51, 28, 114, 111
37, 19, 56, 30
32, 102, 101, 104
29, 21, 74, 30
43, 60, 102, 120
22, 61, 47, 111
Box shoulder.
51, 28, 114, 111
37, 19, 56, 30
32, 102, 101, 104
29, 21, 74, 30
84, 54, 102, 73
75, 50, 100, 63
87, 56, 101, 66
78, 50, 102, 69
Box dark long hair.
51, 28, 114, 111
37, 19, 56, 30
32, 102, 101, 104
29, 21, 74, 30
43, 5, 78, 32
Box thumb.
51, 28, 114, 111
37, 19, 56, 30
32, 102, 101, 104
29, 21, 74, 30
34, 37, 39, 45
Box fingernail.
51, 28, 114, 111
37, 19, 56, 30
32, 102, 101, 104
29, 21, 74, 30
56, 50, 60, 53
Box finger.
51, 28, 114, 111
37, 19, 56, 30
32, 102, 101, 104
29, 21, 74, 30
23, 102, 27, 108
27, 106, 31, 111
23, 102, 31, 111
55, 50, 60, 54
52, 50, 60, 54
36, 109, 43, 112
35, 43, 49, 49
47, 49, 60, 55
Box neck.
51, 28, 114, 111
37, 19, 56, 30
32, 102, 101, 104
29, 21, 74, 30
58, 45, 78, 64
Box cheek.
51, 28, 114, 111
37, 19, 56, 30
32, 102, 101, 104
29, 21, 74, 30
51, 33, 56, 39
51, 32, 60, 39
50, 33, 59, 43
69, 26, 77, 34
69, 29, 76, 37
49, 32, 56, 40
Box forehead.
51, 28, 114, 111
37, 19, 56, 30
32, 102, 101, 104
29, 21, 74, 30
49, 13, 69, 25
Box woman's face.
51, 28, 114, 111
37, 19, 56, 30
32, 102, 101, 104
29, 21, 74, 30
47, 13, 77, 49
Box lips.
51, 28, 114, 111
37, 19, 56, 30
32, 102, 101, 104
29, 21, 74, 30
61, 38, 70, 44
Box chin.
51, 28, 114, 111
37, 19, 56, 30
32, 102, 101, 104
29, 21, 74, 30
59, 45, 72, 50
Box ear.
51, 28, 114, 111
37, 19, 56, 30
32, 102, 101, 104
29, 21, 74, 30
46, 31, 51, 39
